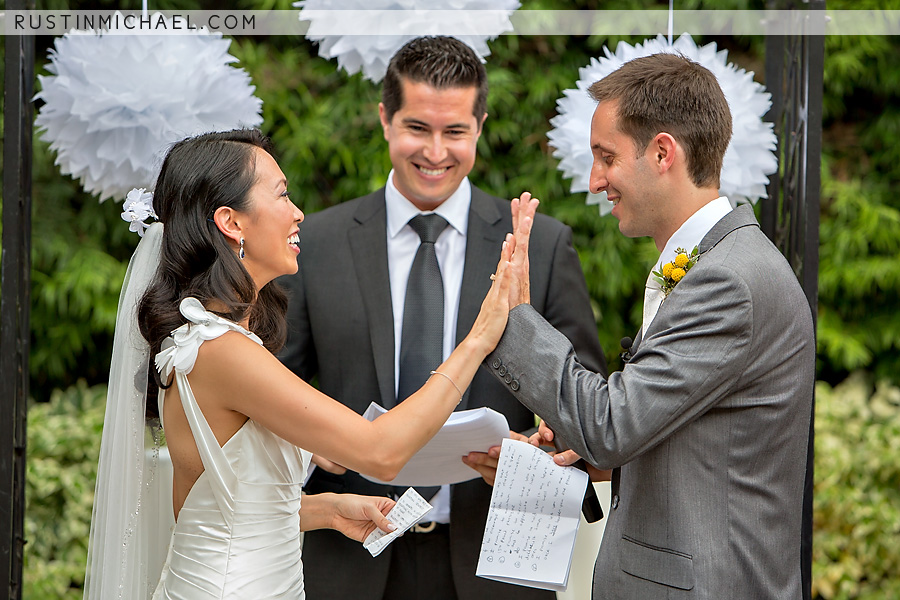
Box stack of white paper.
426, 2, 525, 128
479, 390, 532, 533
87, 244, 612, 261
360, 402, 510, 486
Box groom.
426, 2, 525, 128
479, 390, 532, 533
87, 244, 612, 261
490, 54, 815, 599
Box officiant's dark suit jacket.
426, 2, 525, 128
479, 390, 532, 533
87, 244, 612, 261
485, 206, 815, 599
279, 185, 606, 600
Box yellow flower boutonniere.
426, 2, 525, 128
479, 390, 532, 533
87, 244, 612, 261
653, 246, 700, 296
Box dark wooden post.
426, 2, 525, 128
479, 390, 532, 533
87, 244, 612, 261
1, 1, 35, 598
762, 3, 824, 600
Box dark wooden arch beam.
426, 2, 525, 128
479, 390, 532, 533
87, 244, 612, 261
762, 2, 825, 600
1, 1, 35, 598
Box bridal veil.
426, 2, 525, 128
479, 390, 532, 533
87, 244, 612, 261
83, 222, 174, 599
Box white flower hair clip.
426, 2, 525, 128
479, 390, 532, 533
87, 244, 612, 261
121, 188, 157, 237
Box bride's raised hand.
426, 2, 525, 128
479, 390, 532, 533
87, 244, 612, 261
466, 233, 516, 356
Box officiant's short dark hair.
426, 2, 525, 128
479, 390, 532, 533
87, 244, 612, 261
589, 53, 732, 190
382, 36, 488, 124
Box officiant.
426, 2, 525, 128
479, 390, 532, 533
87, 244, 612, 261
279, 35, 606, 600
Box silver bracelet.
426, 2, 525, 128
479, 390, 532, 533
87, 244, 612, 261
430, 370, 463, 404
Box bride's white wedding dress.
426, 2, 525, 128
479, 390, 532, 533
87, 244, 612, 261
152, 298, 311, 599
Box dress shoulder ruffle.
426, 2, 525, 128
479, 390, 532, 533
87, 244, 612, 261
155, 297, 263, 378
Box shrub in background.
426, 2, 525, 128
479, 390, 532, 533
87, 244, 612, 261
813, 374, 900, 599
22, 375, 900, 598
24, 381, 105, 600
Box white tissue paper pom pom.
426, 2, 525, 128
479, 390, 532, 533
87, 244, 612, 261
35, 13, 263, 203
548, 34, 778, 216
296, 0, 519, 83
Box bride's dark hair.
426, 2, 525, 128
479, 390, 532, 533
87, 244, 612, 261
139, 129, 289, 414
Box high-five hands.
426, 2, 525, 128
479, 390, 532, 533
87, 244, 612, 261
460, 193, 542, 486
469, 230, 517, 355
508, 192, 540, 308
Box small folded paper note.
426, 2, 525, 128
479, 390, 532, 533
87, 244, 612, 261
362, 488, 433, 558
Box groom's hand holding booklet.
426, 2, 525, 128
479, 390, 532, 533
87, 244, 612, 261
551, 438, 604, 523
360, 401, 603, 520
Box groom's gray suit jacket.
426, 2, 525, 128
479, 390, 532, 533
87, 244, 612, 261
486, 205, 814, 599
279, 185, 606, 600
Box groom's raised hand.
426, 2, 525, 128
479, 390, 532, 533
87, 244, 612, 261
509, 192, 539, 307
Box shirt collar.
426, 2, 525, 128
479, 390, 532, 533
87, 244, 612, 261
655, 196, 733, 270
385, 170, 471, 239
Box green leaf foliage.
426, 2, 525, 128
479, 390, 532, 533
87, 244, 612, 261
24, 381, 106, 600
813, 374, 900, 600
6, 0, 896, 387
817, 166, 900, 383
26, 136, 134, 399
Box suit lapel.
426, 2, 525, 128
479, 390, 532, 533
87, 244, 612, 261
700, 204, 759, 254
455, 188, 506, 410
348, 191, 397, 409
633, 206, 758, 354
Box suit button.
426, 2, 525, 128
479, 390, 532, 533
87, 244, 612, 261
504, 373, 513, 384
498, 365, 507, 376
491, 358, 502, 370
510, 380, 519, 392
611, 494, 619, 510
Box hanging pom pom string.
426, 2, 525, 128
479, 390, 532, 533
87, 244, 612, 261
668, 0, 674, 45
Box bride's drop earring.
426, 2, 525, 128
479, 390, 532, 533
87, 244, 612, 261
239, 237, 245, 260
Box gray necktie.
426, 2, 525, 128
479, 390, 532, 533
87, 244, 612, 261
397, 214, 449, 403
397, 214, 448, 502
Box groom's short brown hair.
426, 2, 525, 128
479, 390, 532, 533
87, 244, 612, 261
589, 53, 732, 189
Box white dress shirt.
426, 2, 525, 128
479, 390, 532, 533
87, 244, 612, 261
643, 196, 733, 335
384, 170, 471, 523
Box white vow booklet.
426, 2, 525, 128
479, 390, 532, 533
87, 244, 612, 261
476, 439, 588, 592
359, 402, 510, 486
362, 488, 433, 558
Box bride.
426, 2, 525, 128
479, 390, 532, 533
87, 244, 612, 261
84, 129, 526, 599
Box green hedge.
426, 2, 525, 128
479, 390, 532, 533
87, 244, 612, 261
24, 381, 105, 600
23, 376, 900, 598
812, 374, 900, 599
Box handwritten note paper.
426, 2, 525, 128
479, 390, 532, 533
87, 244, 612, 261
362, 488, 433, 557
476, 439, 588, 592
